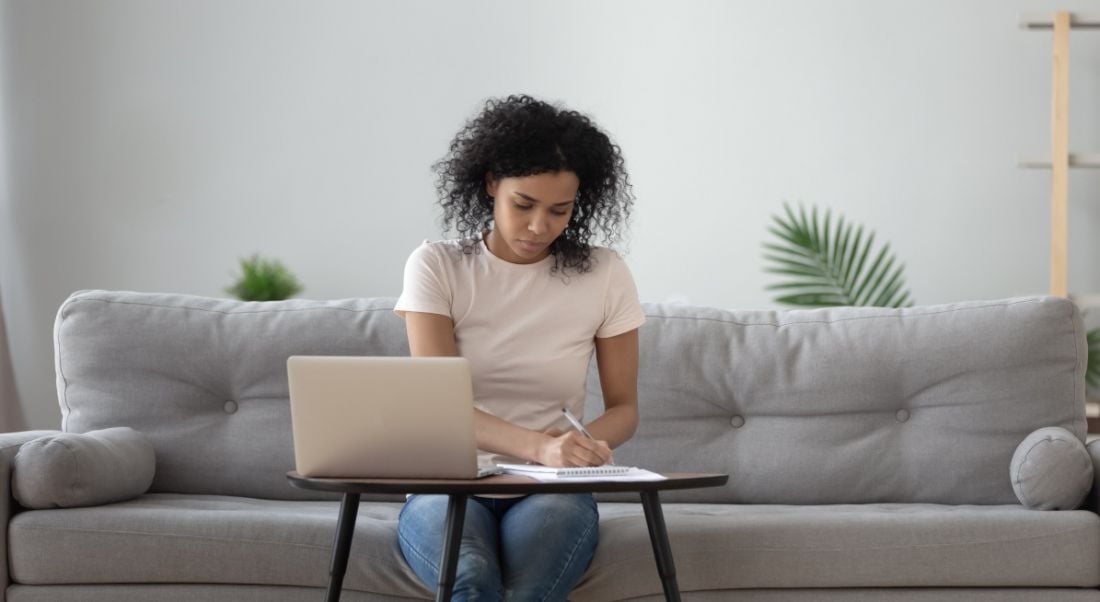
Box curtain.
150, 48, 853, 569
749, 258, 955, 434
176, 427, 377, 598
0, 291, 26, 432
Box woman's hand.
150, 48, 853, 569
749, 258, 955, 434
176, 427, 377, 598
536, 431, 614, 467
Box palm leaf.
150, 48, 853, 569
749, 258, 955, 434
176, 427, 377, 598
762, 201, 914, 308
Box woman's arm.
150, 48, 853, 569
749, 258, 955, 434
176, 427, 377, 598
584, 328, 640, 449
404, 311, 611, 467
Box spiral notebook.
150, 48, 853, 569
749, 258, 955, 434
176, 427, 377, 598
496, 463, 666, 482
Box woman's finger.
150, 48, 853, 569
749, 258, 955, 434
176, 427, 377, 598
582, 437, 617, 466
597, 442, 614, 465
571, 442, 607, 467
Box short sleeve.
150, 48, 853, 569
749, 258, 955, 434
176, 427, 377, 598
393, 241, 452, 319
596, 251, 646, 338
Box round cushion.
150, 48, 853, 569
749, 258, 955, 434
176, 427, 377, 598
12, 427, 155, 509
1010, 426, 1093, 510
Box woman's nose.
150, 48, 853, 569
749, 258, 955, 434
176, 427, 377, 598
528, 215, 548, 235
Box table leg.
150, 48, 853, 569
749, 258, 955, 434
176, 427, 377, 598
436, 494, 468, 602
326, 492, 360, 602
640, 490, 681, 602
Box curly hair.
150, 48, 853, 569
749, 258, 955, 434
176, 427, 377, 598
432, 94, 634, 275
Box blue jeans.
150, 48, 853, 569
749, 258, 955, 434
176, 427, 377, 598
397, 493, 599, 601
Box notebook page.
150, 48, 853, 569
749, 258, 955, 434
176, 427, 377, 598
497, 464, 667, 482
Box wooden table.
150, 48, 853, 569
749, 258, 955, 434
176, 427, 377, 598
287, 471, 728, 602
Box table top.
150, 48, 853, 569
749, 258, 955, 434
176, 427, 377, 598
286, 471, 728, 495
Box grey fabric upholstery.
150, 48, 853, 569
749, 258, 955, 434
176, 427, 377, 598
53, 291, 405, 502
8, 496, 1099, 598
1011, 427, 1093, 510
8, 495, 429, 598
1087, 439, 1100, 513
584, 503, 1098, 597
6, 585, 416, 601
0, 431, 65, 602
9, 495, 429, 599
586, 296, 1087, 504
8, 585, 1100, 602
10, 290, 1089, 601
12, 427, 155, 509
54, 292, 1086, 506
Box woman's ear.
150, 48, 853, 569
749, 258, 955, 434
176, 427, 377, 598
484, 173, 497, 198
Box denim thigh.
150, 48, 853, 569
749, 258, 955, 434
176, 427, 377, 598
396, 493, 599, 602
499, 493, 599, 602
397, 494, 503, 601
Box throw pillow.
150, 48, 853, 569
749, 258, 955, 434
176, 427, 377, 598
12, 426, 156, 509
1010, 426, 1093, 510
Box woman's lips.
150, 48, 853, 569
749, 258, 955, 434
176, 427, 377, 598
518, 240, 545, 252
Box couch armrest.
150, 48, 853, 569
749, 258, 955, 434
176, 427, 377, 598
0, 430, 62, 602
1084, 439, 1100, 513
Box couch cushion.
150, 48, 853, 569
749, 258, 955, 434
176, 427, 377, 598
578, 503, 1100, 601
12, 427, 155, 509
54, 292, 1086, 505
7, 585, 1100, 602
53, 290, 409, 501
1011, 426, 1094, 510
586, 296, 1088, 504
9, 494, 431, 598
8, 495, 1098, 599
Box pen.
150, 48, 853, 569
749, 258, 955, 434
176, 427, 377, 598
561, 407, 614, 465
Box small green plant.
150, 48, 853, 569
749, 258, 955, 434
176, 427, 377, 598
763, 202, 913, 308
225, 254, 303, 301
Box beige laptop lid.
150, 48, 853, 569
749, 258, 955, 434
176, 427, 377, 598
287, 356, 479, 479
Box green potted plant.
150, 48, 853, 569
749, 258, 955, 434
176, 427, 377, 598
762, 201, 1100, 402
225, 254, 303, 301
762, 202, 913, 308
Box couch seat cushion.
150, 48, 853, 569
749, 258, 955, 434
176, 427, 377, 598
8, 495, 1099, 601
9, 494, 431, 599
577, 502, 1100, 601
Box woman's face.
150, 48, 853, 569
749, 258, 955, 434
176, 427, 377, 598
485, 170, 580, 264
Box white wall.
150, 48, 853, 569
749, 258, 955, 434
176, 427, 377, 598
2, 0, 1099, 430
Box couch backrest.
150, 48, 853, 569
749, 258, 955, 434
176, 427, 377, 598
54, 290, 409, 501
586, 295, 1087, 504
55, 291, 1086, 504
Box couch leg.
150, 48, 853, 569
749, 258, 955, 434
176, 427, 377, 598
327, 493, 360, 602
640, 490, 681, 602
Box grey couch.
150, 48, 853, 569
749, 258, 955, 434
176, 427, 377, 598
2, 289, 1098, 601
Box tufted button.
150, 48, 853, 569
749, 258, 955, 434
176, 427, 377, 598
224, 400, 238, 414
895, 408, 910, 422
729, 415, 745, 428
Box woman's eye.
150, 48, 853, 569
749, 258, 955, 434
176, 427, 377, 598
513, 202, 568, 216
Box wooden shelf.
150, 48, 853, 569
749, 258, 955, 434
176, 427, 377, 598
1019, 13, 1100, 30
1019, 153, 1100, 169
1018, 12, 1096, 297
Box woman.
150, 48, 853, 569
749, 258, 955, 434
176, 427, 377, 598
393, 94, 644, 601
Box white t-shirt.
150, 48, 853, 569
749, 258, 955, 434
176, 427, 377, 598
393, 234, 647, 468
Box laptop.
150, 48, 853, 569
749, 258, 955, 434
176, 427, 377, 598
287, 355, 499, 479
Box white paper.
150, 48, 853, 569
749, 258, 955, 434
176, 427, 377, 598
496, 465, 667, 482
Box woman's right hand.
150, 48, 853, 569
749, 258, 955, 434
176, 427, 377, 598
536, 431, 613, 467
